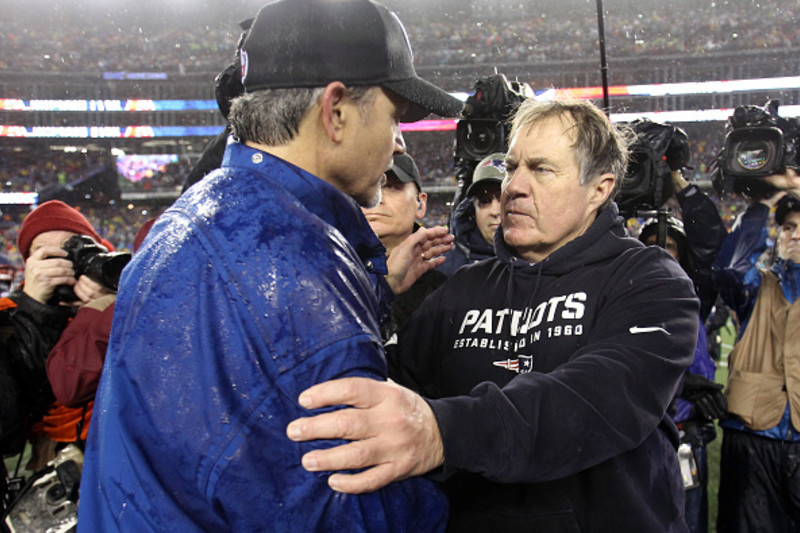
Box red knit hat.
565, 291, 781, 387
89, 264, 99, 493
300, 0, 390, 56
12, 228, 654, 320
17, 200, 104, 259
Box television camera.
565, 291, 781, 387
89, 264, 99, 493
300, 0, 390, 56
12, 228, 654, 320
615, 118, 690, 249
714, 99, 800, 198
451, 74, 533, 212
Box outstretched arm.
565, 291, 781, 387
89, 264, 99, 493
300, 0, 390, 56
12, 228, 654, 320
286, 377, 443, 494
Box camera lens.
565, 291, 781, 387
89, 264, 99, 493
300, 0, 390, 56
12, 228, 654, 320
735, 140, 772, 171
467, 124, 497, 154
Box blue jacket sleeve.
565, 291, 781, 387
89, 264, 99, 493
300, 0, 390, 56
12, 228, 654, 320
711, 202, 769, 327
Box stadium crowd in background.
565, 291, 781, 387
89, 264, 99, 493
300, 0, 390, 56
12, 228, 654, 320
0, 0, 796, 74
0, 0, 798, 531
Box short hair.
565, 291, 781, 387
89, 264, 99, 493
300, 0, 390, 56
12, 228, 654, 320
508, 98, 634, 210
228, 85, 376, 146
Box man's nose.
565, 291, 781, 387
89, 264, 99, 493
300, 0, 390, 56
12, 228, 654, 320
502, 169, 525, 197
489, 197, 502, 216
393, 124, 406, 155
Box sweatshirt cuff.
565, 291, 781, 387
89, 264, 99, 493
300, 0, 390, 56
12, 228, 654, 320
426, 387, 504, 480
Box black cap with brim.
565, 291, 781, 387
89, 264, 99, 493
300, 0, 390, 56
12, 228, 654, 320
388, 153, 422, 190
240, 0, 463, 122
776, 194, 800, 225
383, 78, 464, 122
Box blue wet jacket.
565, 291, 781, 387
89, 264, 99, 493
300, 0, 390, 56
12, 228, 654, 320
78, 142, 447, 532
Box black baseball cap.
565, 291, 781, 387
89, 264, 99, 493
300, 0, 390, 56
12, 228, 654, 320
775, 194, 800, 225
239, 0, 463, 122
388, 153, 422, 191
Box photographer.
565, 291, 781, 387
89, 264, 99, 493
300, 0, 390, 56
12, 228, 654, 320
0, 200, 114, 470
436, 152, 504, 277
712, 170, 800, 532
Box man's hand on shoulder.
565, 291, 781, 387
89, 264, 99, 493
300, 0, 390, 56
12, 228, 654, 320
286, 377, 444, 494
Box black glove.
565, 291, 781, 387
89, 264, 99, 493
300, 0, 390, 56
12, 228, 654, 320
681, 372, 727, 420
665, 126, 690, 171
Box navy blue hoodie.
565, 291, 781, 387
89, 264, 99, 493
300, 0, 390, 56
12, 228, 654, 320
390, 204, 698, 532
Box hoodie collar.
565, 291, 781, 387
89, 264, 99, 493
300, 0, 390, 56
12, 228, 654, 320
495, 203, 632, 274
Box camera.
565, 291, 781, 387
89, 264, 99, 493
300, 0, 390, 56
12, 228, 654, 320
452, 74, 532, 211
3, 444, 83, 533
51, 235, 132, 304
616, 118, 689, 218
714, 99, 800, 197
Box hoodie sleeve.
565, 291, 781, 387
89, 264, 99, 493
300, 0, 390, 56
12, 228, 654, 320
677, 184, 727, 320
426, 248, 698, 484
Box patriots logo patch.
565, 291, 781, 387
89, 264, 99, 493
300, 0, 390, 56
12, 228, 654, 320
493, 355, 532, 374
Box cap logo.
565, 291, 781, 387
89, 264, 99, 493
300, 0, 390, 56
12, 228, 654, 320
240, 50, 249, 86
481, 158, 506, 174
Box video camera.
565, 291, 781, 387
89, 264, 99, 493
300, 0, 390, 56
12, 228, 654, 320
452, 74, 532, 210
714, 99, 800, 197
51, 235, 132, 304
616, 118, 689, 218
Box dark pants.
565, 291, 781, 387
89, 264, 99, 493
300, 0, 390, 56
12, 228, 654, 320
684, 443, 708, 533
682, 421, 715, 533
717, 428, 800, 533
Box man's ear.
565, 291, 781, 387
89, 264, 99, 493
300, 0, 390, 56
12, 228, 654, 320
591, 172, 616, 209
320, 81, 349, 143
415, 192, 428, 220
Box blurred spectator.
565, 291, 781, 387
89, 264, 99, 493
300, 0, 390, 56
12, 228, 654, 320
437, 152, 504, 276
362, 153, 451, 342
0, 0, 796, 73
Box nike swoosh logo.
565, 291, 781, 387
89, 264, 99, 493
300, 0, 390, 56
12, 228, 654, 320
629, 326, 671, 335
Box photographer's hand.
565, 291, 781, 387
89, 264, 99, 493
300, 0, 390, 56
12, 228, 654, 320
764, 168, 800, 200
670, 169, 690, 193
72, 276, 115, 307
23, 246, 75, 304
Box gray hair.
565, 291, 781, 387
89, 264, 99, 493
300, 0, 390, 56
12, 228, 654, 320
228, 85, 376, 146
509, 98, 634, 210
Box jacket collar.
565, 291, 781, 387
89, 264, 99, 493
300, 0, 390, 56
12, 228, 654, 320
223, 142, 388, 275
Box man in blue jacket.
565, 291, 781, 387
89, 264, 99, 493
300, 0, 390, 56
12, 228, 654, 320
78, 1, 461, 531
288, 98, 699, 531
